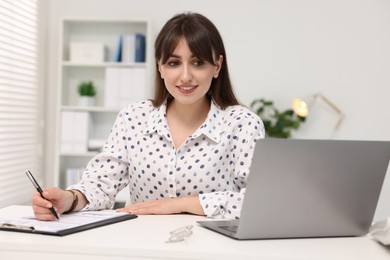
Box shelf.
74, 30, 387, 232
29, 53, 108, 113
62, 61, 147, 68
54, 17, 151, 189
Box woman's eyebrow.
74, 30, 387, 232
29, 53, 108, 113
168, 53, 179, 58
168, 53, 197, 59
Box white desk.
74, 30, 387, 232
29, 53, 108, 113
0, 211, 389, 260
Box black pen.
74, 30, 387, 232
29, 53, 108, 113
25, 170, 59, 220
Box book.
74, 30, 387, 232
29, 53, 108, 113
113, 34, 123, 62
121, 33, 146, 63
0, 205, 137, 236
135, 33, 146, 62
121, 34, 135, 63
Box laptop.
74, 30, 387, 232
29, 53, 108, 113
197, 139, 390, 240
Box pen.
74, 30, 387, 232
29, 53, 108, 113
25, 170, 59, 220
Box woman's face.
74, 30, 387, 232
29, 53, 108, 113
158, 37, 222, 107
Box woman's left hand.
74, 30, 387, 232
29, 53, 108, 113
116, 196, 205, 215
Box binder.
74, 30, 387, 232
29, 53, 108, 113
104, 67, 146, 108
135, 33, 146, 62
0, 205, 137, 236
114, 34, 123, 62
121, 33, 146, 63
122, 34, 136, 63
60, 111, 90, 153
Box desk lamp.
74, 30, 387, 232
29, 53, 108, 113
292, 93, 344, 130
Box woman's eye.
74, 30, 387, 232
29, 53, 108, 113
167, 60, 180, 67
193, 60, 204, 66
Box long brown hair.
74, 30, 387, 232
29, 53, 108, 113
152, 12, 239, 108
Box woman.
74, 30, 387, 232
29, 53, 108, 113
32, 12, 265, 220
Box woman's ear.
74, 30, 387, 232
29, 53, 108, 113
214, 55, 223, 78
158, 62, 164, 79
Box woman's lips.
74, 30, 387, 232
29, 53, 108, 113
177, 85, 197, 94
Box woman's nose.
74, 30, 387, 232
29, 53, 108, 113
180, 64, 193, 82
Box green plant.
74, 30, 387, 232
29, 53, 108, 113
251, 98, 305, 138
78, 81, 96, 97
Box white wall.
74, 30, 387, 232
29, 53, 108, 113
43, 0, 390, 221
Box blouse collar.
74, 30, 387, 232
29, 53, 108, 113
143, 99, 224, 144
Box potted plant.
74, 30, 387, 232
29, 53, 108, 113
251, 98, 305, 138
78, 80, 96, 106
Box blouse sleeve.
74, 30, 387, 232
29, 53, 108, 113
198, 111, 265, 219
68, 107, 130, 211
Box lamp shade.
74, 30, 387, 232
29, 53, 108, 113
291, 93, 344, 131
292, 98, 309, 117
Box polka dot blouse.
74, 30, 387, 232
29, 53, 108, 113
69, 100, 265, 219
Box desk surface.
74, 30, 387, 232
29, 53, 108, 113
0, 207, 389, 260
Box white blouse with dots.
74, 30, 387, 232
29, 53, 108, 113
69, 100, 265, 219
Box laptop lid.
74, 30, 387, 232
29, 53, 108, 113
198, 139, 390, 240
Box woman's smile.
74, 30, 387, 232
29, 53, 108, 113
177, 84, 198, 94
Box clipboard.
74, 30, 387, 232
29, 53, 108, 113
0, 205, 137, 236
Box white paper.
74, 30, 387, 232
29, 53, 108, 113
0, 205, 129, 233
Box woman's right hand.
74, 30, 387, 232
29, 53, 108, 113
31, 187, 74, 221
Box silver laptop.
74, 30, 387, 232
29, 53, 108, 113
198, 139, 390, 239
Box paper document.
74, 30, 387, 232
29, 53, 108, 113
0, 205, 137, 236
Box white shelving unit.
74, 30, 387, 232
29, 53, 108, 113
54, 17, 151, 197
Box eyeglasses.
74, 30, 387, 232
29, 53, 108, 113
166, 225, 193, 243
